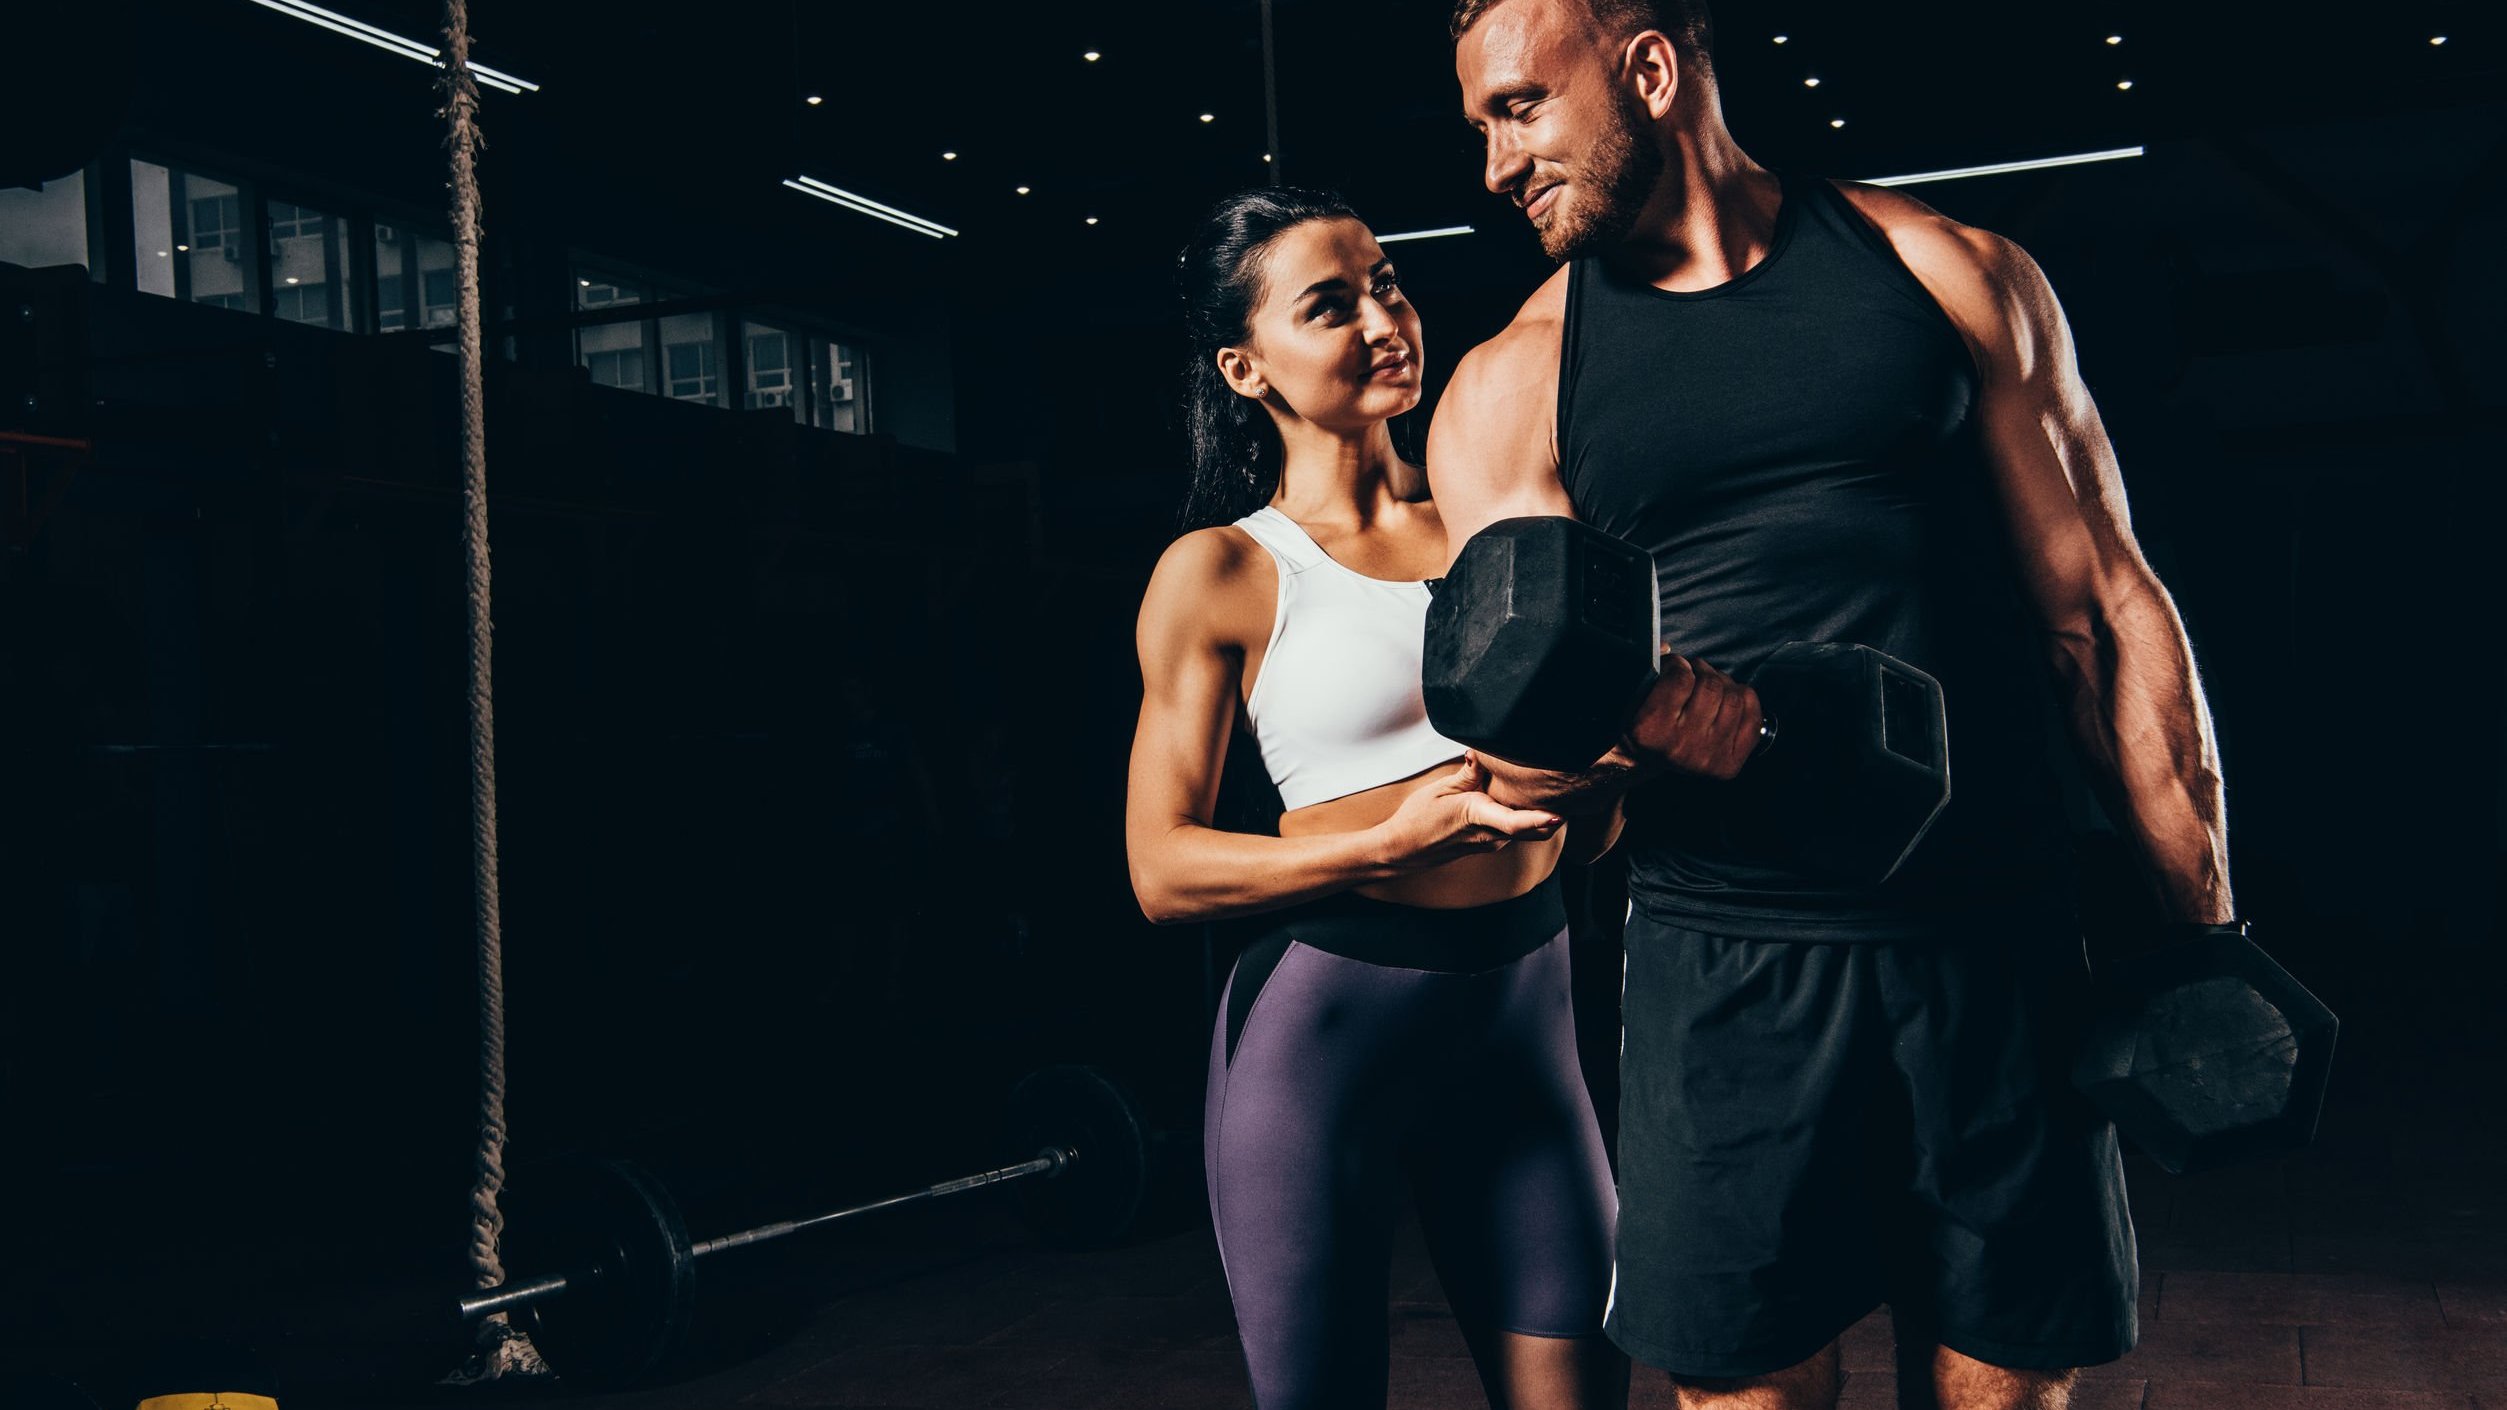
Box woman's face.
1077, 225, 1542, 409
1219, 216, 1423, 436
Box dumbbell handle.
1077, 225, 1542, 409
454, 1146, 1075, 1322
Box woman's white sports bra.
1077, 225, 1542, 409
1231, 505, 1464, 811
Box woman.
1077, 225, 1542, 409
1125, 188, 1625, 1410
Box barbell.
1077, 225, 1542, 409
456, 1063, 1157, 1386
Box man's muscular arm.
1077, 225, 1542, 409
1853, 184, 2233, 923
1426, 281, 1761, 815
1429, 287, 1633, 816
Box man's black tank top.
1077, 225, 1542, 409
1558, 172, 2073, 941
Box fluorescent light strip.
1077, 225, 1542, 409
1862, 145, 2143, 187
251, 0, 432, 60
1377, 225, 1475, 243
782, 181, 953, 239
253, 0, 539, 92
790, 176, 958, 237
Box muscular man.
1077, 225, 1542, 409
1428, 2, 2232, 1407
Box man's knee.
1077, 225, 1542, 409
1932, 1344, 2078, 1410
1666, 1340, 1842, 1409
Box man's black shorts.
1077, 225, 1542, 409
1604, 910, 2139, 1379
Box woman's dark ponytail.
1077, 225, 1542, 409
1175, 186, 1359, 530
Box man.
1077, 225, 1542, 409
1425, 2, 2234, 1407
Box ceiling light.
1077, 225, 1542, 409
286, 276, 301, 284
2429, 34, 2447, 45
783, 176, 957, 238
156, 250, 168, 258
578, 278, 590, 286
1200, 112, 1215, 122
1772, 34, 1788, 43
1830, 118, 1846, 128
1864, 145, 2143, 187
805, 95, 823, 106
176, 243, 190, 252
1083, 49, 1101, 61
2106, 34, 2122, 44
1803, 76, 1821, 87
1378, 225, 1473, 243
247, 0, 538, 92
2116, 79, 2134, 90
1085, 217, 1100, 225
942, 151, 957, 160
1016, 185, 1031, 195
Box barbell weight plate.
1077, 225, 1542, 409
2074, 932, 2339, 1175
1006, 1065, 1152, 1248
501, 1156, 698, 1386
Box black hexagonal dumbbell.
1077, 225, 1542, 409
1421, 515, 1951, 885
2073, 923, 2339, 1174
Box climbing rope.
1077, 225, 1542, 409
436, 0, 545, 1383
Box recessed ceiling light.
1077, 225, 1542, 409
286, 276, 301, 285
155, 250, 167, 258
1199, 112, 1215, 122
2116, 79, 2134, 90
176, 243, 190, 252
942, 151, 957, 160
1085, 216, 1100, 225
1772, 34, 1788, 43
1803, 76, 1821, 87
1830, 118, 1846, 128
578, 278, 590, 286
2106, 34, 2122, 45
2430, 34, 2448, 45
1262, 154, 1273, 163
1083, 49, 1101, 61
1016, 185, 1031, 195
805, 95, 822, 105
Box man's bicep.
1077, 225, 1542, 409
1425, 345, 1577, 566
1972, 256, 2149, 635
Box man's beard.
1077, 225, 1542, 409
1537, 94, 1663, 261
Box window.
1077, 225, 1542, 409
573, 269, 647, 389
0, 170, 90, 271
268, 200, 355, 330
744, 323, 796, 416
661, 312, 718, 404
375, 223, 461, 338
132, 159, 251, 311
811, 337, 868, 433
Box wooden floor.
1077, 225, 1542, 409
526, 1071, 2507, 1410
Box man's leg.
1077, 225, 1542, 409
1878, 930, 2138, 1402
1930, 1345, 2076, 1410
1665, 1341, 1840, 1409
1609, 916, 1886, 1389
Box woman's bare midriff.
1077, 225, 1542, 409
1276, 759, 1564, 909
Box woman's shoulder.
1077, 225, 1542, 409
1151, 521, 1267, 587
1139, 523, 1276, 641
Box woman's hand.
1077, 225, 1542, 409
1371, 757, 1564, 872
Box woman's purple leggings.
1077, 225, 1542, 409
1203, 884, 1616, 1409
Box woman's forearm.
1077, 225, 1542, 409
1129, 821, 1404, 926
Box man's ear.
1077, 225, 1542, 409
1623, 30, 1681, 120
1217, 346, 1269, 399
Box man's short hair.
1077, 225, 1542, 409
1449, 0, 1715, 71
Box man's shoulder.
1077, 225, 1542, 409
1449, 265, 1571, 399
1828, 178, 2047, 351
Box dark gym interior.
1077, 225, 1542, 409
3, 0, 2503, 1405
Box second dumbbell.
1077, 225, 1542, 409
1421, 515, 1950, 884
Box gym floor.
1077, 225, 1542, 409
329, 970, 2502, 1410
